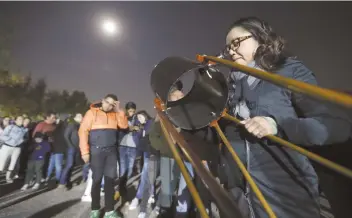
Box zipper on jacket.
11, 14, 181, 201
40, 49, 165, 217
245, 140, 255, 218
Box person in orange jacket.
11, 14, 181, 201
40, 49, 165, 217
79, 94, 128, 218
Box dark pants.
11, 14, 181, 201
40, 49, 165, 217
24, 160, 44, 184
90, 146, 118, 212
59, 147, 77, 185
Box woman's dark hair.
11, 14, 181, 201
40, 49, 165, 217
228, 17, 287, 71
15, 115, 23, 120
45, 111, 56, 119
125, 102, 137, 110
136, 110, 152, 121
0, 116, 10, 129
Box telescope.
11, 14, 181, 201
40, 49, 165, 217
150, 54, 352, 218
150, 56, 229, 130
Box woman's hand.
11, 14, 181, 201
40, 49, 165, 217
240, 116, 278, 138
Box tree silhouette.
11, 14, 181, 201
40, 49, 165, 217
0, 23, 90, 118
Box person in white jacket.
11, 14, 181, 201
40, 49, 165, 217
0, 116, 28, 183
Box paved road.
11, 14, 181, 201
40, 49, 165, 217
0, 166, 334, 218
0, 166, 148, 218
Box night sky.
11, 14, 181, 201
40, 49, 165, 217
1, 2, 351, 113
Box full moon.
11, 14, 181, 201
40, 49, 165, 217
101, 19, 118, 36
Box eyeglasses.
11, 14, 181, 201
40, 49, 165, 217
226, 35, 252, 52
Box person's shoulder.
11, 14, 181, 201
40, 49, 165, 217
35, 121, 45, 127
6, 124, 15, 129
277, 57, 313, 78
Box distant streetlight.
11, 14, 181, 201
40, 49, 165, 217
101, 18, 119, 37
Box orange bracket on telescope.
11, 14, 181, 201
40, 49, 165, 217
196, 54, 217, 65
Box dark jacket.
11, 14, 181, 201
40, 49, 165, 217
29, 140, 51, 160
64, 122, 80, 148
223, 58, 352, 218
137, 120, 160, 156
51, 121, 67, 154
149, 120, 220, 161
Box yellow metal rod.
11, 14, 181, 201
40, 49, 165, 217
223, 112, 352, 180
212, 121, 277, 218
157, 107, 243, 218
198, 55, 352, 109
159, 117, 210, 218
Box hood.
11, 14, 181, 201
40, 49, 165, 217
90, 102, 102, 109
89, 102, 112, 113
281, 57, 304, 67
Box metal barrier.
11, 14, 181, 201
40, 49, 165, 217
150, 55, 352, 218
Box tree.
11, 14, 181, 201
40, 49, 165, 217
0, 21, 12, 71
0, 23, 90, 118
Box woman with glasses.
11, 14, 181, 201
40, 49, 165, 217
221, 17, 351, 218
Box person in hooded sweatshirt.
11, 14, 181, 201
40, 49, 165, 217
79, 94, 128, 218
221, 17, 351, 218
21, 132, 51, 190
0, 116, 28, 183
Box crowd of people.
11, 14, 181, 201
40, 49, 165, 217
1, 16, 351, 218
0, 112, 84, 188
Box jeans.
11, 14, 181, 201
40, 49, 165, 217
158, 157, 180, 209
136, 153, 154, 199
157, 156, 194, 217
140, 154, 159, 213
119, 146, 137, 179
90, 146, 117, 212
82, 163, 90, 182
59, 147, 76, 185
47, 153, 64, 181
176, 161, 194, 216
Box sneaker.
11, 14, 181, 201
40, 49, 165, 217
129, 198, 139, 210
14, 175, 20, 179
148, 195, 155, 204
81, 194, 92, 202
154, 206, 160, 215
138, 212, 146, 218
41, 178, 46, 183
21, 184, 29, 191
103, 211, 120, 218
90, 210, 100, 218
156, 207, 169, 218
57, 184, 66, 189
32, 183, 40, 190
